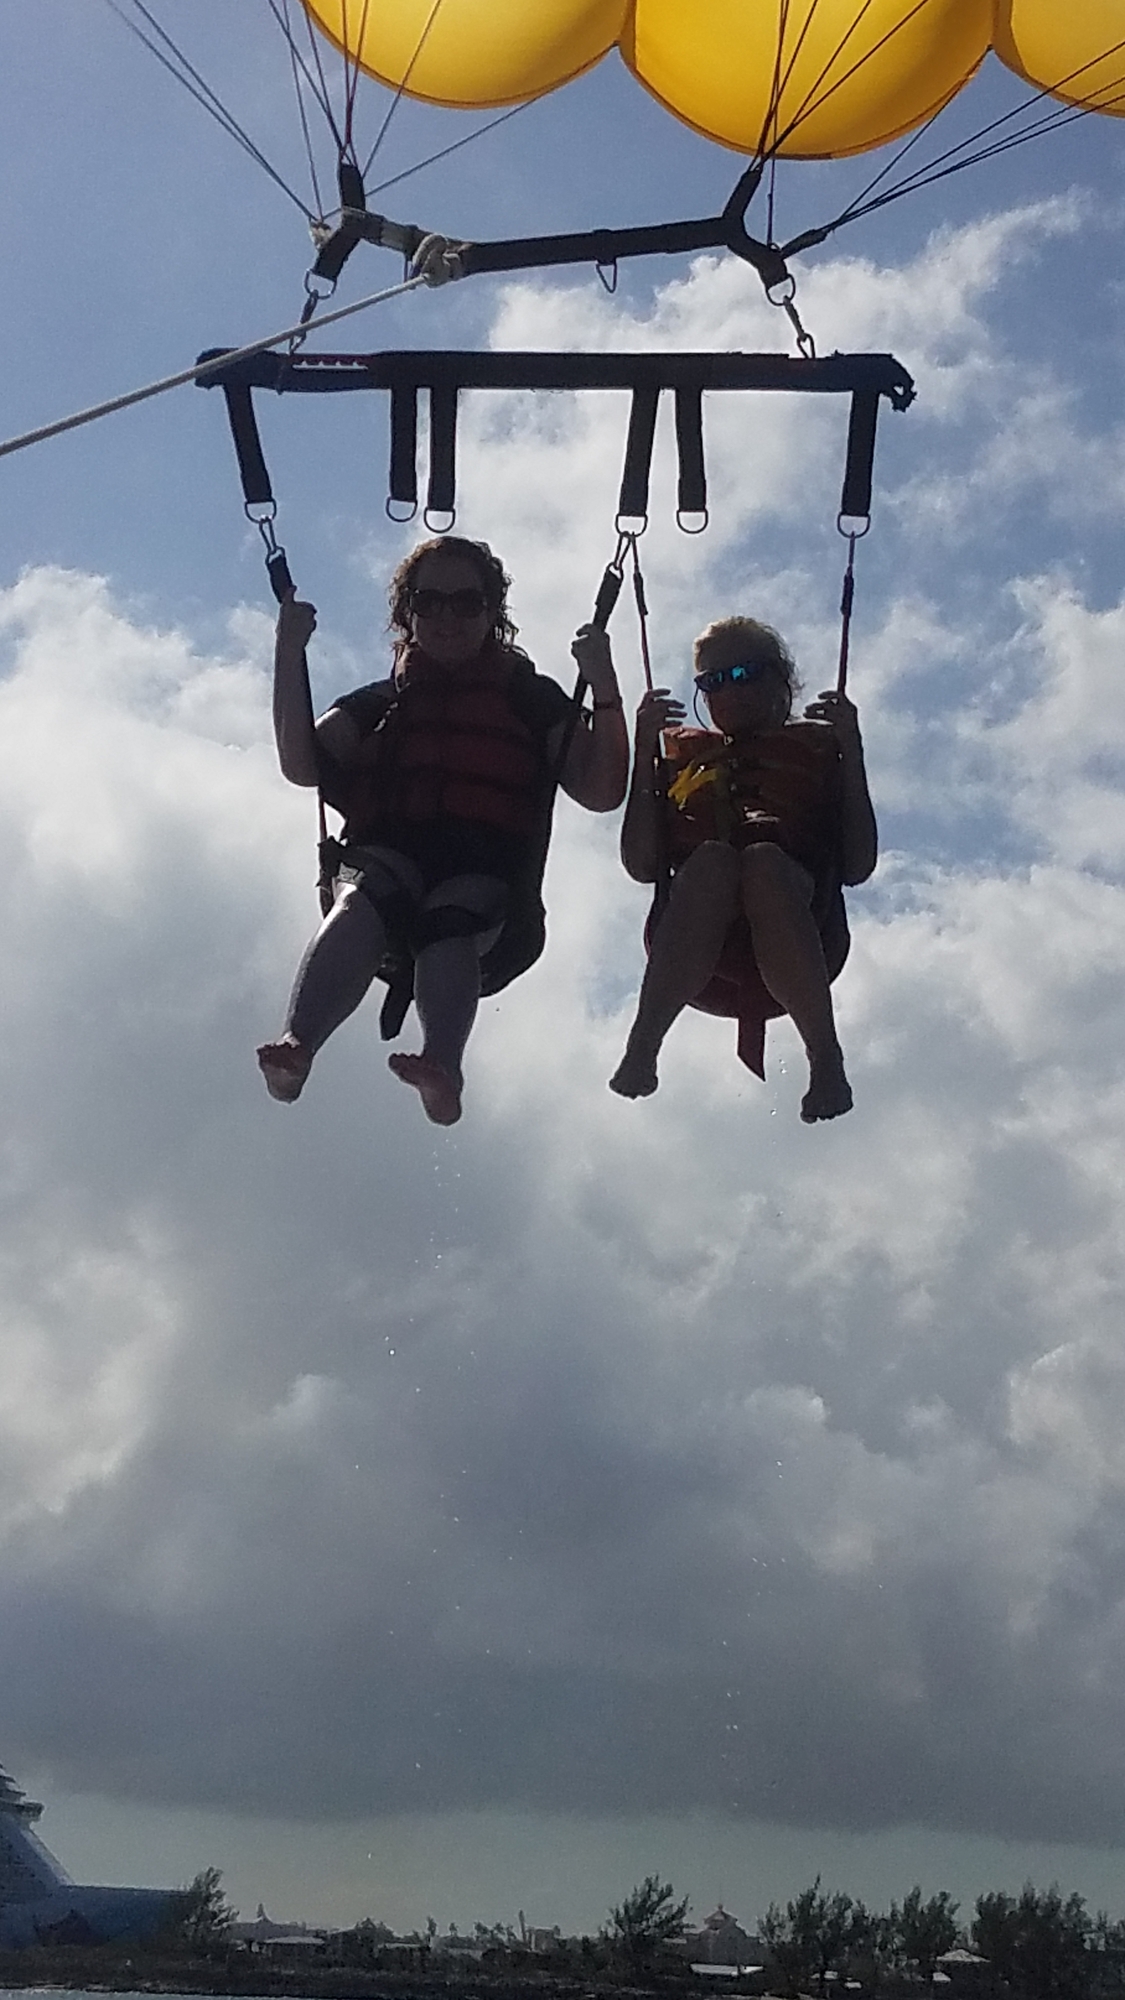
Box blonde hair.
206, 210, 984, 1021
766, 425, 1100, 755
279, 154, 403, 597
693, 616, 801, 701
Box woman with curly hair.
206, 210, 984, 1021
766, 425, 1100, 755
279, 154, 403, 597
257, 536, 627, 1124
610, 613, 877, 1122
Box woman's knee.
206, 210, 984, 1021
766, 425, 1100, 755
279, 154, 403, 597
740, 842, 811, 904
677, 840, 740, 896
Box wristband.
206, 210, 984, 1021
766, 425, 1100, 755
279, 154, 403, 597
592, 697, 624, 711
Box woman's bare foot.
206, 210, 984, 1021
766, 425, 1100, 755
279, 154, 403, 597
609, 1039, 659, 1098
800, 1047, 853, 1122
257, 1036, 313, 1104
388, 1051, 462, 1126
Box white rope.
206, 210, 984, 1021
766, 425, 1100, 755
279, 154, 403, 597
0, 273, 429, 464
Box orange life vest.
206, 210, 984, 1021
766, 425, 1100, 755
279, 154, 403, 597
662, 719, 842, 870
655, 719, 849, 1078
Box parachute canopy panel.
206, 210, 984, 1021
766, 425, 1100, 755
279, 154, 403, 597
300, 0, 629, 108
994, 1, 1125, 117
299, 0, 1125, 157
621, 0, 992, 159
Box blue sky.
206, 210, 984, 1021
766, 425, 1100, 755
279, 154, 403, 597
4, 0, 1125, 1941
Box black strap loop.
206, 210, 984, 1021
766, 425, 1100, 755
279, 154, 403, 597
427, 381, 458, 521
674, 384, 707, 519
617, 385, 659, 526
388, 383, 418, 512
840, 388, 880, 521
310, 158, 369, 287
220, 382, 274, 509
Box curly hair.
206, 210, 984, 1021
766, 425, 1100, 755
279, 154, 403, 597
693, 616, 801, 712
387, 536, 520, 653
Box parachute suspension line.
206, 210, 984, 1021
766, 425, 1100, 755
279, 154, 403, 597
824, 105, 1093, 237
341, 0, 378, 158
808, 39, 1125, 247
99, 0, 314, 220
757, 0, 798, 170
369, 104, 531, 200
766, 156, 779, 250
289, 0, 350, 158
273, 0, 329, 217
361, 0, 453, 181
829, 90, 1121, 233
766, 0, 935, 158
826, 98, 948, 232
0, 273, 428, 467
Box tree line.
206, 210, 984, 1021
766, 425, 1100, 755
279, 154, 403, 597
101, 1866, 1125, 2000
617, 1875, 1125, 2000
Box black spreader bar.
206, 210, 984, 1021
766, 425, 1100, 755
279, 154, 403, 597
200, 346, 915, 541
199, 347, 915, 404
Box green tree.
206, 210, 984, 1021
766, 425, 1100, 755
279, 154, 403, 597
973, 1884, 1090, 2000
606, 1875, 690, 1965
167, 1866, 237, 1951
894, 1886, 962, 1982
847, 1901, 900, 1996
761, 1881, 854, 1997
1089, 1912, 1125, 2000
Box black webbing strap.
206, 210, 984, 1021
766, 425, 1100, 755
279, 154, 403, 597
388, 383, 418, 515
618, 385, 659, 525
551, 530, 632, 786
840, 389, 880, 521
674, 385, 707, 524
310, 160, 368, 288
427, 381, 458, 522
221, 381, 273, 508
217, 380, 295, 600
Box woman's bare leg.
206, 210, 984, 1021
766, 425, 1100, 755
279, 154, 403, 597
258, 886, 388, 1102
388, 874, 505, 1127
740, 844, 852, 1121
611, 841, 740, 1096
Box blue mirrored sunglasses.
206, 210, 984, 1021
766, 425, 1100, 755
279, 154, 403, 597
695, 659, 775, 695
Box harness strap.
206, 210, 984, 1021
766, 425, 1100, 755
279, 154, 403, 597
837, 533, 859, 697
219, 380, 273, 508
674, 385, 707, 527
215, 380, 330, 904
617, 386, 659, 528
426, 381, 458, 525
389, 384, 418, 517
840, 388, 879, 521
309, 160, 369, 288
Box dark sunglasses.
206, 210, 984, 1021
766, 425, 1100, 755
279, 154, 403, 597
695, 659, 776, 694
410, 587, 489, 620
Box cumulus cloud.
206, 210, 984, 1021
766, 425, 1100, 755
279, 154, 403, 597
2, 207, 1125, 1857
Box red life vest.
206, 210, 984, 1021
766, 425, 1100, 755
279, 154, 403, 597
342, 642, 547, 842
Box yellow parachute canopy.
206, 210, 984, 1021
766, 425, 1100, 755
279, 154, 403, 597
300, 1, 1125, 159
